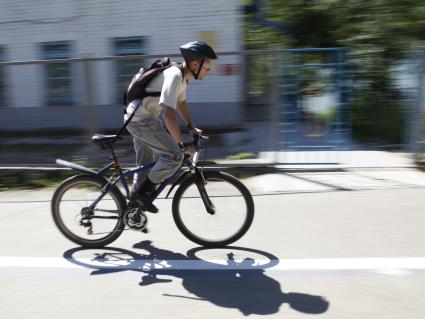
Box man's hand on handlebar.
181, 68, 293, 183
185, 127, 202, 159
189, 127, 202, 137
183, 145, 196, 159
180, 134, 209, 159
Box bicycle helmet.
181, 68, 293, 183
179, 41, 218, 61
179, 41, 218, 79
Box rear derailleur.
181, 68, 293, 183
80, 207, 93, 235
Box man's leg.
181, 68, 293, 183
133, 137, 155, 186
127, 117, 183, 213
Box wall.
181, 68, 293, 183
0, 0, 243, 131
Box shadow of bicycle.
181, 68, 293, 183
64, 241, 329, 316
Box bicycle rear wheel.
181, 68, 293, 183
51, 175, 126, 248
172, 171, 254, 248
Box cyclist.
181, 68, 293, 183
125, 41, 218, 213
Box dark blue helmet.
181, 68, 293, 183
179, 41, 218, 62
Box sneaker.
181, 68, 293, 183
129, 189, 158, 213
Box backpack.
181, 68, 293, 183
122, 57, 183, 113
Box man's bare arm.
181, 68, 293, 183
177, 100, 193, 128
177, 100, 202, 135
163, 104, 183, 143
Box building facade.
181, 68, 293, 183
0, 0, 243, 132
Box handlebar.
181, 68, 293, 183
183, 134, 209, 162
191, 134, 209, 151
182, 134, 209, 151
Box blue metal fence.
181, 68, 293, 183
276, 48, 351, 164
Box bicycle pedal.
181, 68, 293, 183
141, 228, 149, 234
125, 207, 148, 230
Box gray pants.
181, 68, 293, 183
126, 113, 183, 186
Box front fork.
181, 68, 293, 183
193, 168, 216, 215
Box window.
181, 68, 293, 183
0, 47, 6, 106
41, 41, 73, 105
113, 36, 147, 101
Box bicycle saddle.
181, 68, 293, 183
91, 134, 121, 146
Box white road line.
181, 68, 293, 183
1, 256, 425, 273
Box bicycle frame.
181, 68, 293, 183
84, 157, 196, 213
52, 133, 254, 248
120, 162, 181, 200
56, 134, 210, 213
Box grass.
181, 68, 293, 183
0, 171, 75, 190
225, 152, 257, 160
0, 151, 270, 191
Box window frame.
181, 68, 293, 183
41, 41, 74, 106
112, 36, 147, 103
0, 47, 6, 107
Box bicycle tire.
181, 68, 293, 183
51, 175, 126, 248
172, 171, 254, 248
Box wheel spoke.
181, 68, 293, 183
52, 176, 125, 248
173, 172, 254, 247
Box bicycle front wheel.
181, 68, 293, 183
51, 175, 126, 248
172, 171, 254, 248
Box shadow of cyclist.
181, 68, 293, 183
134, 240, 328, 316
64, 241, 329, 316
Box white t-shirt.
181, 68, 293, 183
126, 65, 187, 119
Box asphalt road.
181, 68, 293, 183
1, 170, 425, 318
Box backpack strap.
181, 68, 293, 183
114, 99, 143, 141
172, 62, 185, 82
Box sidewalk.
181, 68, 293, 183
1, 118, 424, 194
216, 150, 417, 170
243, 167, 425, 194
1, 150, 425, 196
2, 166, 425, 199
219, 150, 425, 194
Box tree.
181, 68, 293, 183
244, 0, 425, 144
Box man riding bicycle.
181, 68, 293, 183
124, 41, 218, 213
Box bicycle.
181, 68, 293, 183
51, 133, 254, 248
